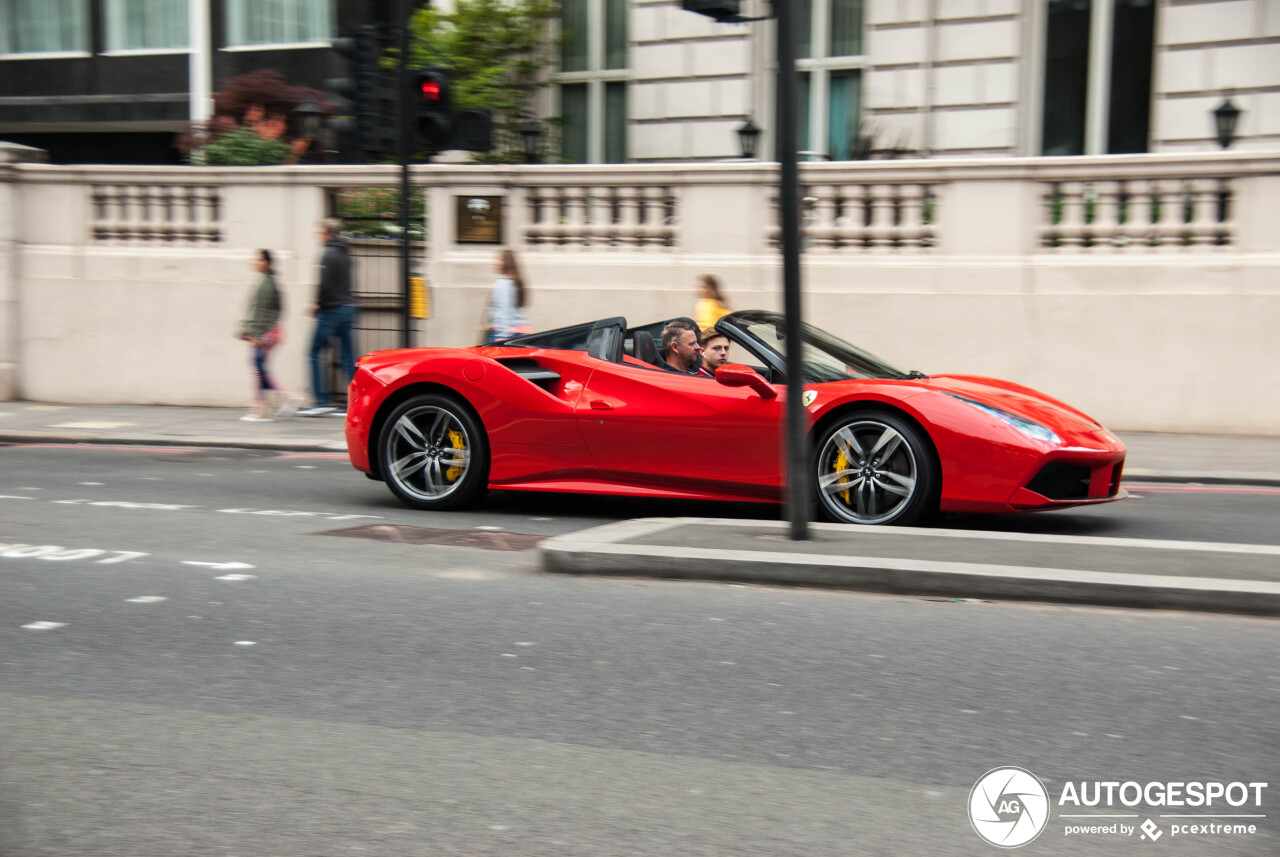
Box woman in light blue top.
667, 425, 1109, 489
484, 248, 531, 344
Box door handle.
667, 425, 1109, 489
589, 399, 613, 410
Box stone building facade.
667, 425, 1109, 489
561, 0, 1279, 163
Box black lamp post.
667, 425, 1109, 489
520, 117, 542, 164
1213, 95, 1241, 149
292, 101, 325, 161
737, 116, 761, 159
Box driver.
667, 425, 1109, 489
699, 329, 731, 375
661, 320, 703, 375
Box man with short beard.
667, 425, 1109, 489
661, 319, 703, 374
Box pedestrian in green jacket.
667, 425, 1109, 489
237, 249, 296, 421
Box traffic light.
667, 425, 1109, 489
407, 68, 494, 155
415, 68, 452, 152
325, 25, 394, 159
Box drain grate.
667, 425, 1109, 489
318, 524, 546, 552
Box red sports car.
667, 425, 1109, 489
345, 311, 1126, 526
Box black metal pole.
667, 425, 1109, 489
774, 0, 809, 540
397, 0, 412, 349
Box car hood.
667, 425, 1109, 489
922, 374, 1103, 433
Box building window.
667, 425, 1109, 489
0, 0, 88, 54
105, 0, 189, 52
226, 0, 332, 47
794, 0, 864, 160
556, 0, 628, 163
1041, 0, 1155, 155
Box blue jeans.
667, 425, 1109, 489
310, 305, 357, 407
251, 345, 277, 394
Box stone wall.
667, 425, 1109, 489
4, 152, 1279, 434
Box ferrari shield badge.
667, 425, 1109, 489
803, 390, 818, 407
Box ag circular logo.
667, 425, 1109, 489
969, 767, 1050, 848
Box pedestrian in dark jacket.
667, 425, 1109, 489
299, 219, 358, 416
237, 249, 296, 421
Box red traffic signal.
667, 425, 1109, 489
413, 69, 452, 151
415, 70, 450, 112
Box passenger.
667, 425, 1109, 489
699, 329, 731, 376
660, 319, 703, 375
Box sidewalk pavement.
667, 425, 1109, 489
5, 400, 1279, 615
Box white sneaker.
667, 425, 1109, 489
240, 410, 273, 422
275, 394, 305, 418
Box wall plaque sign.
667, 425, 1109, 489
456, 195, 503, 244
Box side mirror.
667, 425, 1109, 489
715, 363, 777, 399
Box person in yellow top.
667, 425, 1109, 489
694, 274, 730, 331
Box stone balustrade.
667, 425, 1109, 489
2, 150, 1278, 433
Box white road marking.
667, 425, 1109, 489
22, 621, 65, 630
474, 526, 503, 531
514, 642, 534, 647
215, 574, 257, 581
126, 596, 167, 603
21, 495, 382, 522
49, 421, 132, 429
78, 482, 104, 486
218, 508, 381, 521
0, 544, 147, 563
184, 561, 254, 570
233, 641, 257, 647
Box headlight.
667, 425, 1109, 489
945, 393, 1062, 445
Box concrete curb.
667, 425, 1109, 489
0, 430, 347, 453
540, 518, 1280, 616
1124, 469, 1280, 487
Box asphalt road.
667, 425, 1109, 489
1, 444, 1277, 856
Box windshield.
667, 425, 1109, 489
727, 311, 909, 383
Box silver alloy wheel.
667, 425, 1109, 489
817, 419, 919, 524
385, 405, 472, 501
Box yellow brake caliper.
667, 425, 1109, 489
834, 449, 851, 504
445, 429, 466, 482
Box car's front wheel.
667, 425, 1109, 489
377, 393, 489, 510
814, 411, 937, 526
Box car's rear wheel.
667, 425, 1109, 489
815, 411, 937, 526
377, 393, 489, 510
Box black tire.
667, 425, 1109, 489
377, 393, 489, 511
814, 410, 938, 526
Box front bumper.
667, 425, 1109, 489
1008, 454, 1127, 510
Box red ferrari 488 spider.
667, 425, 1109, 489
344, 311, 1126, 526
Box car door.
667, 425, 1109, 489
575, 361, 784, 499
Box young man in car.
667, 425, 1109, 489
699, 329, 731, 376
660, 319, 703, 375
